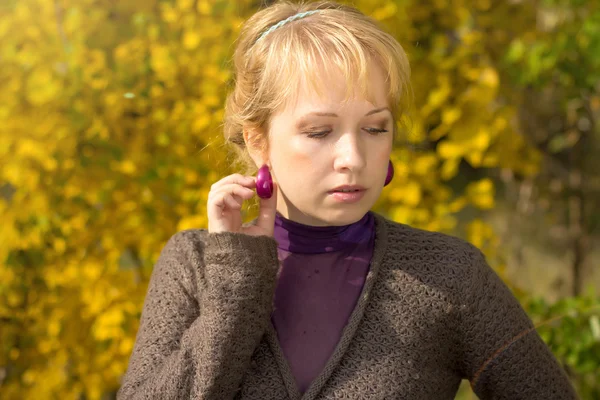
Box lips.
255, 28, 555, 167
329, 185, 366, 193
328, 187, 367, 203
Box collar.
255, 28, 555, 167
273, 211, 375, 254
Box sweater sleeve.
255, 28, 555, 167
117, 229, 280, 400
458, 245, 579, 400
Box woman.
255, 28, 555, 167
117, 1, 578, 399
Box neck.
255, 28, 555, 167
275, 192, 330, 227
275, 194, 368, 227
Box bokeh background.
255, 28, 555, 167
1, 0, 599, 398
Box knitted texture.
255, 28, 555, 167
117, 213, 579, 400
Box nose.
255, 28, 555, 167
332, 132, 366, 173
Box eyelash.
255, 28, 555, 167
305, 128, 389, 139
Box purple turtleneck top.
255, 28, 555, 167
271, 211, 376, 393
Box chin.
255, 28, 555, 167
317, 206, 370, 226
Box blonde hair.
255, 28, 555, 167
223, 0, 411, 173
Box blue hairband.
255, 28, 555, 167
256, 10, 321, 43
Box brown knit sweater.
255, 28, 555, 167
117, 212, 578, 400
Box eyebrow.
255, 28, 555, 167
299, 106, 391, 119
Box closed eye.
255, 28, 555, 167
366, 128, 388, 135
305, 128, 389, 139
305, 131, 330, 139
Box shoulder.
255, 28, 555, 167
372, 213, 484, 301
375, 213, 480, 261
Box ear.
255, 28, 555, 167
243, 127, 268, 168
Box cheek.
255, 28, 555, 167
377, 140, 392, 163
287, 137, 322, 163
271, 137, 317, 179
379, 149, 389, 162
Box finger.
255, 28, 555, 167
209, 190, 228, 211
223, 193, 242, 210
255, 180, 278, 232
209, 191, 241, 212
207, 191, 227, 224
209, 184, 255, 201
211, 174, 256, 191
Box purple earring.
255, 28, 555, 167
256, 164, 274, 199
384, 160, 394, 186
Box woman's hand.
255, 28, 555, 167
207, 173, 278, 237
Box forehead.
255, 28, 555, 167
279, 58, 390, 117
